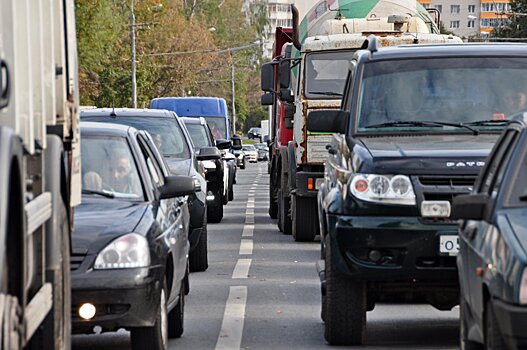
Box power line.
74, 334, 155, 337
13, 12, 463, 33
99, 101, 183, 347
143, 41, 261, 57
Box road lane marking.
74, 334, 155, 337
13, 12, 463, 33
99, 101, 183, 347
242, 224, 254, 237
245, 216, 254, 224
245, 209, 254, 216
246, 202, 254, 208
215, 286, 248, 350
232, 259, 251, 279
239, 239, 253, 255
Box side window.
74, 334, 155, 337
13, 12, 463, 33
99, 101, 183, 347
137, 135, 165, 188
480, 130, 518, 195
342, 60, 356, 111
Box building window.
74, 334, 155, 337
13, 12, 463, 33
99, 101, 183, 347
451, 5, 460, 13
481, 2, 511, 13
450, 20, 460, 28
468, 4, 476, 13
435, 4, 443, 13
468, 20, 475, 28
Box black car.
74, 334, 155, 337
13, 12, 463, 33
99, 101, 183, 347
308, 41, 527, 345
73, 122, 195, 350
453, 116, 527, 349
247, 127, 262, 140
81, 108, 211, 271
254, 143, 269, 161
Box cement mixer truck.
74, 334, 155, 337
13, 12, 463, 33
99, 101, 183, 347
261, 0, 461, 241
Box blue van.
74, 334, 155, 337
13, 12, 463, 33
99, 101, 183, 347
150, 97, 231, 140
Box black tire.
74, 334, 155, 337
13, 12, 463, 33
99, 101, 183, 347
485, 300, 507, 350
460, 298, 483, 350
189, 225, 208, 272
228, 183, 234, 201
292, 195, 319, 242
168, 283, 185, 338
277, 189, 292, 235
208, 202, 223, 223
324, 236, 366, 345
183, 263, 190, 295
269, 182, 278, 219
131, 284, 168, 350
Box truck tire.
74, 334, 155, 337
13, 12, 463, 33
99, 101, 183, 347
277, 189, 292, 235
268, 183, 278, 219
292, 196, 319, 242
324, 236, 366, 345
208, 203, 223, 223
131, 284, 168, 350
168, 282, 185, 338
460, 298, 483, 350
485, 300, 506, 350
189, 224, 208, 272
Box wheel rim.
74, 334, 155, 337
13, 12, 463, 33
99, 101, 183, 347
160, 289, 168, 349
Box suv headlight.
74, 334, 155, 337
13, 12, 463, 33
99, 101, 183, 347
349, 174, 416, 205
519, 268, 527, 304
94, 233, 150, 269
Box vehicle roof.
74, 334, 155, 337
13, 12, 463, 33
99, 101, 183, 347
80, 121, 134, 137
356, 42, 527, 62
150, 97, 229, 118
80, 108, 176, 119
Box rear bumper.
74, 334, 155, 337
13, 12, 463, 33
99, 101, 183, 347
492, 298, 527, 349
295, 171, 323, 197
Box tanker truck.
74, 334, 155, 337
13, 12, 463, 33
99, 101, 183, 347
261, 0, 461, 241
0, 0, 81, 348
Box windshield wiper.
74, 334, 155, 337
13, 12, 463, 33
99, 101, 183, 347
82, 189, 115, 198
308, 91, 343, 96
466, 119, 509, 126
364, 120, 479, 135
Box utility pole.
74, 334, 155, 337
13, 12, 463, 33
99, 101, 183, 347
130, 0, 137, 108
231, 59, 236, 134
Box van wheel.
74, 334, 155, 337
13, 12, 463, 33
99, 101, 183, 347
131, 284, 168, 350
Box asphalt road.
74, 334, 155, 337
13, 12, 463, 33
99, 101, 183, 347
73, 162, 460, 350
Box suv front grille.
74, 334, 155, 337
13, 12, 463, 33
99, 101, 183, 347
418, 176, 477, 187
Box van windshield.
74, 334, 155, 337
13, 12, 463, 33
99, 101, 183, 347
356, 57, 527, 133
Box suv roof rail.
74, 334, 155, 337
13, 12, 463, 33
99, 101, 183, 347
360, 35, 378, 54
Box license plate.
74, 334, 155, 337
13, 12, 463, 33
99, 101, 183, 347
315, 178, 324, 190
439, 235, 459, 256
421, 200, 451, 218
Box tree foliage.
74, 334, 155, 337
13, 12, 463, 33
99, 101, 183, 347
492, 0, 527, 38
76, 0, 269, 129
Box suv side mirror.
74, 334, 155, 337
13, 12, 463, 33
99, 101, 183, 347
307, 110, 349, 133
451, 193, 490, 220
159, 175, 195, 199
215, 139, 232, 150
261, 62, 275, 92
261, 93, 274, 106
196, 147, 221, 160
279, 60, 290, 89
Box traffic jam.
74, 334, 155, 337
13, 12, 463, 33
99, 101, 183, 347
2, 0, 527, 349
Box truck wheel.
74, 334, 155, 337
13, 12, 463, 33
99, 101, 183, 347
460, 298, 483, 350
277, 189, 292, 235
268, 183, 278, 219
168, 282, 185, 338
131, 284, 168, 350
208, 203, 223, 223
485, 300, 506, 350
292, 196, 319, 242
324, 236, 366, 345
189, 224, 208, 272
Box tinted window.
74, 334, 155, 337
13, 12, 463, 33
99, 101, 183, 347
356, 57, 527, 132
81, 136, 144, 200
242, 145, 256, 152
203, 117, 227, 139
506, 143, 527, 207
305, 50, 355, 99
185, 123, 212, 149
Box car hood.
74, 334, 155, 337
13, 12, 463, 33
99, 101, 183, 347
165, 158, 192, 176
354, 134, 499, 175
73, 198, 148, 254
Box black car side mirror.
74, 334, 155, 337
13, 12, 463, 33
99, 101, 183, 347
159, 175, 195, 199
231, 135, 243, 150
196, 147, 221, 161
215, 139, 232, 150
451, 193, 490, 220
307, 110, 349, 133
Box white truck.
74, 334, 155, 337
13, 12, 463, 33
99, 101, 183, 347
0, 0, 80, 348
260, 119, 269, 142
264, 0, 461, 241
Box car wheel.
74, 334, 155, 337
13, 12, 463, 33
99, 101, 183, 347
189, 224, 208, 272
324, 236, 366, 345
485, 300, 506, 350
131, 283, 168, 350
168, 282, 185, 338
208, 203, 223, 223
460, 297, 483, 350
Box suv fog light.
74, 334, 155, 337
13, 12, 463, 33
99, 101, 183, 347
368, 250, 382, 263
79, 303, 96, 320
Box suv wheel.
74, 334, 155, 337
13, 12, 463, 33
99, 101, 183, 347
324, 236, 366, 345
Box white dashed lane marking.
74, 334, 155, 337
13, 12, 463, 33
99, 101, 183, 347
214, 286, 248, 350
232, 258, 252, 279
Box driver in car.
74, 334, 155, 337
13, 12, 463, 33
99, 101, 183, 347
84, 153, 135, 193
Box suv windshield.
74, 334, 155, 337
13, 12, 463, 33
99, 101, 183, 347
185, 123, 212, 149
305, 50, 355, 99
81, 136, 144, 200
356, 57, 527, 133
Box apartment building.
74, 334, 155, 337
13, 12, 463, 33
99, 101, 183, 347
418, 0, 511, 37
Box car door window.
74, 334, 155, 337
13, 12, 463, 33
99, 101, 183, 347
479, 130, 518, 195
137, 135, 165, 188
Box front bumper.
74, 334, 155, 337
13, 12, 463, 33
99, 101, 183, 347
328, 214, 459, 284
492, 298, 527, 348
71, 266, 163, 333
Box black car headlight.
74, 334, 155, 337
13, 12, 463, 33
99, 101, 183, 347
94, 233, 150, 269
349, 174, 416, 205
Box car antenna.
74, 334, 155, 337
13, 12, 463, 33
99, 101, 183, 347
110, 105, 117, 118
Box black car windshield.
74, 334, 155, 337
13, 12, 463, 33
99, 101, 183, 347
81, 136, 144, 200
85, 117, 191, 159
185, 123, 212, 149
305, 50, 355, 99
356, 57, 527, 133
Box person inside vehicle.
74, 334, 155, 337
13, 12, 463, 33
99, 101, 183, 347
502, 89, 527, 117
84, 151, 136, 193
